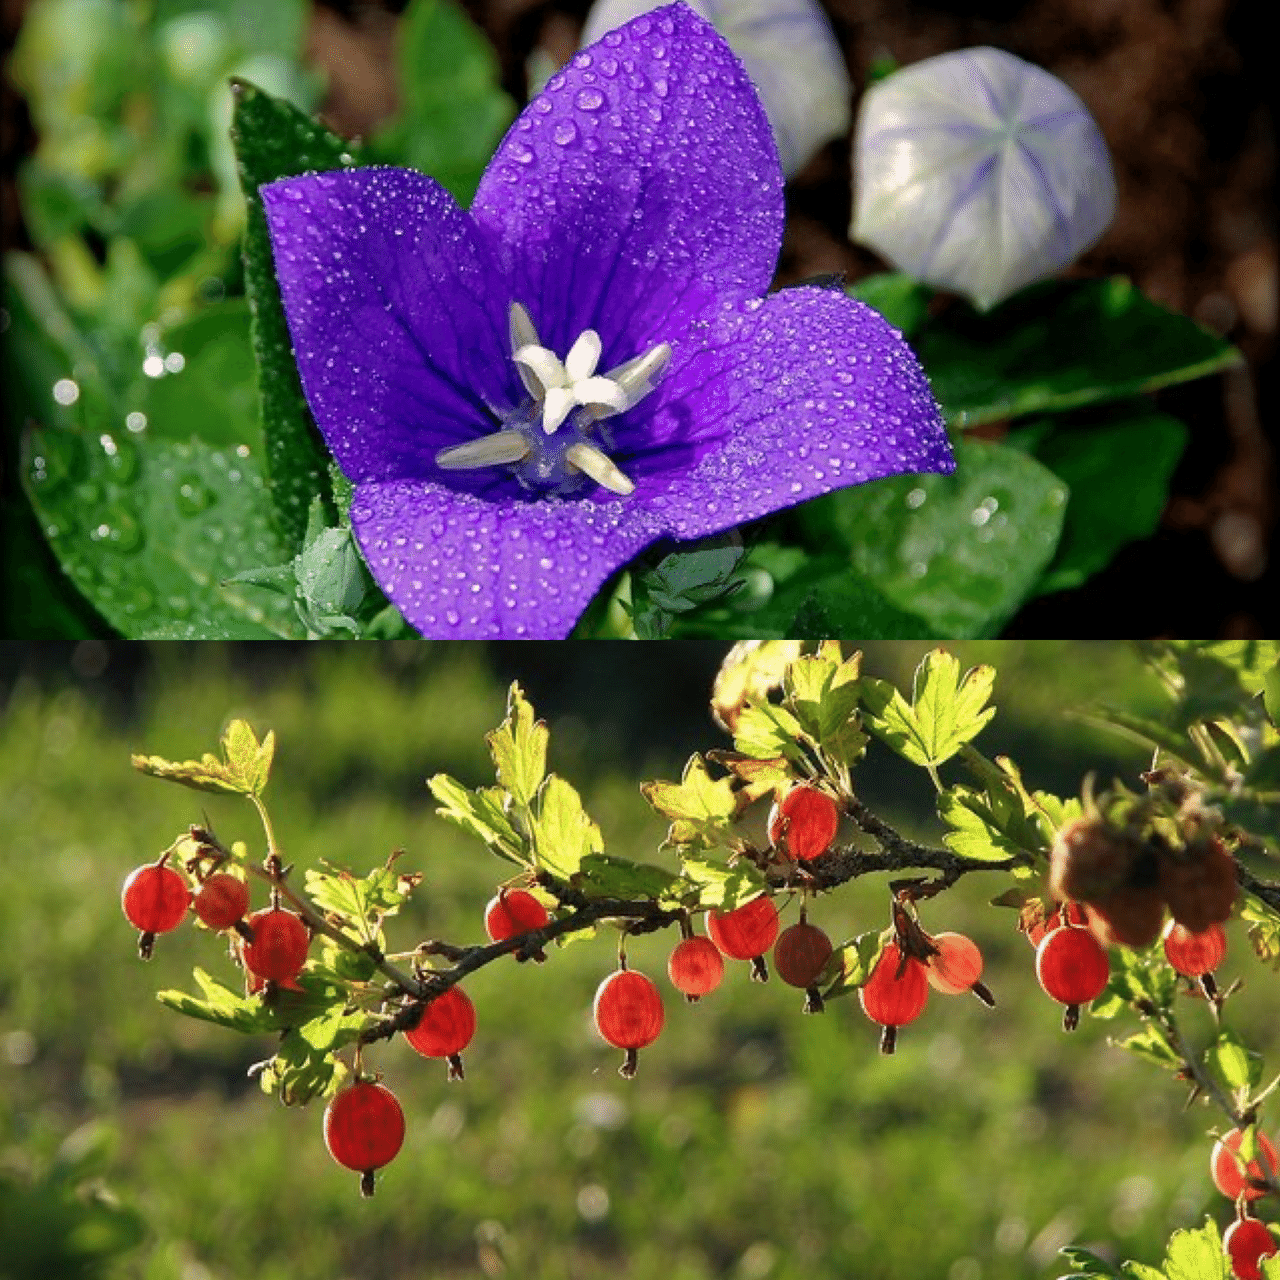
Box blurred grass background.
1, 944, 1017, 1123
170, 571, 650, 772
1, 641, 1277, 1280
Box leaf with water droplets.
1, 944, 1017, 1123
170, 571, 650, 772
365, 0, 514, 203
232, 79, 362, 550
800, 438, 1067, 637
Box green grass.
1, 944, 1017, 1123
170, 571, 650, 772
0, 643, 1273, 1280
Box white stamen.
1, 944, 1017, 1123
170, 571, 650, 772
436, 430, 531, 470
565, 442, 635, 496
564, 329, 602, 383
606, 343, 673, 409
509, 302, 540, 353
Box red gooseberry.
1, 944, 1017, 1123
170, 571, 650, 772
1035, 926, 1110, 1031
1224, 1218, 1278, 1280
707, 896, 780, 980
193, 873, 250, 931
1213, 1129, 1280, 1202
926, 932, 991, 1005
484, 888, 549, 960
859, 942, 928, 1055
121, 863, 190, 958
773, 922, 833, 1011
242, 907, 310, 988
404, 986, 476, 1080
768, 785, 840, 862
1024, 901, 1088, 948
594, 969, 664, 1078
667, 936, 724, 1002
323, 1080, 405, 1197
1163, 919, 1227, 978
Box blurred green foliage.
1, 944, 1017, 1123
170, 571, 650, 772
1, 642, 1275, 1278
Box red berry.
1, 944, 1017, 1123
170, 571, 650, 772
707, 897, 780, 961
667, 936, 724, 1000
324, 1080, 405, 1196
484, 888, 549, 942
1036, 926, 1110, 1030
404, 986, 476, 1080
242, 908, 309, 985
926, 932, 984, 995
193, 873, 250, 931
1024, 901, 1088, 948
1163, 919, 1227, 978
859, 942, 928, 1053
773, 922, 833, 989
768, 785, 840, 862
1213, 1129, 1280, 1202
122, 864, 190, 934
1224, 1218, 1277, 1280
594, 970, 664, 1077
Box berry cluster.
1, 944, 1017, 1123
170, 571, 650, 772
1213, 1129, 1279, 1278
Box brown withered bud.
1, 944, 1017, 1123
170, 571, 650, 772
1159, 836, 1237, 934
1050, 818, 1165, 948
1084, 885, 1166, 949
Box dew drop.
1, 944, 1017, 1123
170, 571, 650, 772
176, 473, 217, 516
552, 120, 579, 146
575, 87, 605, 111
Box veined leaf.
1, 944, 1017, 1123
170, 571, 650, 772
641, 755, 737, 853
678, 855, 766, 911
486, 682, 548, 810
427, 774, 525, 865
532, 775, 603, 880
132, 718, 275, 796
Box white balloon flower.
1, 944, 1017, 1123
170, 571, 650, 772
581, 0, 851, 179
852, 46, 1117, 311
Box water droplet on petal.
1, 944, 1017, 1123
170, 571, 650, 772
552, 120, 578, 146
575, 87, 605, 111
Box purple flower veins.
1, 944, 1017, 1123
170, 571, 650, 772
261, 1, 954, 638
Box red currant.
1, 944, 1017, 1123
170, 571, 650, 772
1224, 1217, 1278, 1280
667, 936, 724, 1002
925, 932, 984, 996
242, 908, 309, 987
859, 942, 928, 1054
1035, 926, 1110, 1031
404, 986, 476, 1080
594, 969, 664, 1078
773, 922, 833, 1005
1213, 1129, 1280, 1202
707, 896, 779, 980
1024, 901, 1088, 948
193, 873, 250, 931
121, 863, 190, 958
768, 785, 840, 862
1163, 919, 1227, 978
484, 888, 549, 960
323, 1080, 405, 1197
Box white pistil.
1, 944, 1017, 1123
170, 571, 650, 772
565, 442, 635, 496
436, 430, 531, 470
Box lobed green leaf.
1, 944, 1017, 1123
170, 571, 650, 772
531, 775, 603, 881
486, 682, 548, 811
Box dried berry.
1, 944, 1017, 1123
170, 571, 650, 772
1160, 837, 1237, 935
773, 922, 833, 1007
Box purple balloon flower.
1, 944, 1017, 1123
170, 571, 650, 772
261, 2, 953, 638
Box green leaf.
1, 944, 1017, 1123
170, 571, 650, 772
1241, 895, 1280, 971
132, 718, 274, 796
846, 273, 933, 338
427, 774, 525, 865
260, 1027, 344, 1105
678, 856, 767, 911
640, 755, 738, 854
862, 649, 996, 769
821, 932, 886, 1000
1058, 1245, 1123, 1277
1264, 659, 1280, 729
1161, 1220, 1229, 1280
1119, 1264, 1167, 1280
531, 775, 603, 881
577, 854, 681, 901
296, 1007, 370, 1054
784, 652, 867, 766
157, 967, 278, 1033
1112, 1028, 1180, 1069
938, 789, 1023, 862
1260, 1255, 1280, 1280
366, 0, 513, 204
800, 439, 1068, 637
734, 700, 807, 763
1021, 406, 1189, 595
1205, 1028, 1262, 1094
486, 683, 548, 811
917, 277, 1242, 428
304, 862, 416, 942
231, 79, 361, 549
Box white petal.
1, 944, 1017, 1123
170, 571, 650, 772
564, 329, 602, 383
565, 442, 635, 495
572, 376, 629, 414
852, 46, 1116, 310
513, 343, 568, 396
542, 386, 575, 434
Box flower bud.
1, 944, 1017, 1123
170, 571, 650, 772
582, 0, 851, 178
852, 46, 1116, 310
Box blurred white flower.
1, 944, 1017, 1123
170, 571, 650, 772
851, 46, 1116, 311
581, 0, 850, 178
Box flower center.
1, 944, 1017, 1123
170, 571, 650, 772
435, 303, 670, 497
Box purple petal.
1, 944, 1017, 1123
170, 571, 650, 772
261, 167, 514, 483
616, 286, 953, 531
349, 480, 662, 638
471, 2, 784, 369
